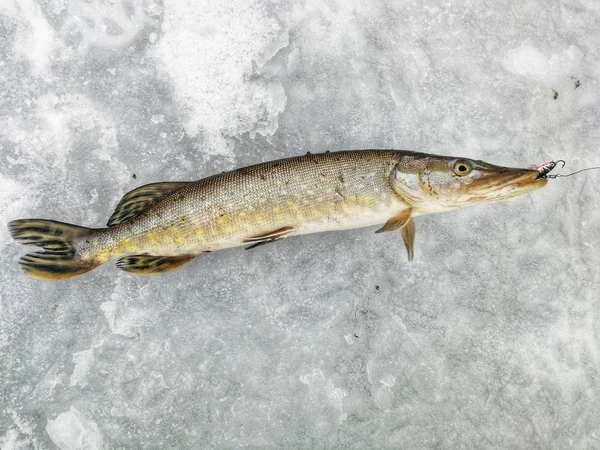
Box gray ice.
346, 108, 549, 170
1, 0, 600, 448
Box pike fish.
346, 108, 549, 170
8, 150, 547, 280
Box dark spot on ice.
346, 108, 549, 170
375, 285, 380, 291
132, 174, 137, 179
552, 89, 559, 100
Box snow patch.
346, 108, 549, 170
70, 342, 103, 387
300, 369, 348, 423
46, 408, 104, 450
504, 44, 584, 84
11, 0, 57, 77
100, 300, 143, 338
150, 114, 164, 124
60, 0, 155, 54
157, 0, 288, 154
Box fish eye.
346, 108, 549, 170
453, 161, 472, 176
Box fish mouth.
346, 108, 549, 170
472, 168, 547, 202
507, 169, 548, 187
515, 169, 548, 185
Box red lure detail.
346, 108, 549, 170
528, 160, 564, 178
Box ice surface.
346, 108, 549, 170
45, 408, 104, 450
1, 0, 600, 448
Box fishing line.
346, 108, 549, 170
546, 165, 600, 179
533, 159, 600, 179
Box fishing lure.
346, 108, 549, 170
529, 160, 600, 179
528, 160, 565, 178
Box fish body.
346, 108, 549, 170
100, 150, 407, 257
8, 150, 547, 279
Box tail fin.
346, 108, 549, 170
8, 219, 101, 280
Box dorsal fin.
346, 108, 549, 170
107, 182, 189, 227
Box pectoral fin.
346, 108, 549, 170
375, 209, 416, 261
116, 254, 194, 275
401, 218, 416, 261
375, 209, 413, 233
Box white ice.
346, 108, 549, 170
46, 408, 104, 450
1, 0, 600, 448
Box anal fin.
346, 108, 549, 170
116, 254, 194, 275
108, 182, 189, 227
243, 226, 296, 250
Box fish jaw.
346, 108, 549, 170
390, 154, 548, 214
466, 169, 547, 205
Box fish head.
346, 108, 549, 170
391, 153, 547, 214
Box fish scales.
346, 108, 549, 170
97, 150, 406, 258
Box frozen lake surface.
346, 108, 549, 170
1, 0, 600, 448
